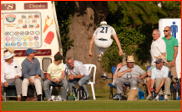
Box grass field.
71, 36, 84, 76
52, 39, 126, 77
1, 100, 181, 111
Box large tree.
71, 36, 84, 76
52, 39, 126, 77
66, 1, 108, 75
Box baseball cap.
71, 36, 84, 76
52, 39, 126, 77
155, 58, 164, 64
54, 54, 64, 61
26, 48, 37, 55
100, 21, 107, 25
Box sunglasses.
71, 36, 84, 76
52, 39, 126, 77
163, 30, 169, 32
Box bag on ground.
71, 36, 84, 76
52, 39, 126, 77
77, 86, 87, 100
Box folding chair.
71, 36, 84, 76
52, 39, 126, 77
4, 84, 17, 101
84, 64, 97, 100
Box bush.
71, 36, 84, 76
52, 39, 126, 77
101, 25, 153, 72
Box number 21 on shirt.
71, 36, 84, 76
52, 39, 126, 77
100, 27, 108, 33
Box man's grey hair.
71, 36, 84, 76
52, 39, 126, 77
153, 29, 160, 35
67, 57, 74, 61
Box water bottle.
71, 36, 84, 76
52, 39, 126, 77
151, 91, 155, 99
103, 73, 107, 80
176, 89, 178, 100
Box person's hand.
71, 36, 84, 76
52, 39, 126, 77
135, 76, 140, 80
150, 88, 154, 92
126, 68, 132, 72
57, 78, 62, 83
89, 52, 92, 58
51, 78, 57, 83
170, 60, 175, 67
155, 87, 160, 93
119, 50, 123, 56
34, 74, 40, 79
69, 74, 75, 80
117, 63, 123, 69
29, 79, 34, 84
4, 82, 9, 87
14, 75, 20, 79
147, 72, 151, 77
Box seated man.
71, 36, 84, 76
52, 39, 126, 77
66, 57, 91, 99
21, 48, 42, 101
1, 51, 22, 101
44, 53, 68, 101
115, 55, 147, 100
150, 58, 171, 101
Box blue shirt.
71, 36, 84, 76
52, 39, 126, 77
22, 58, 41, 78
151, 65, 169, 79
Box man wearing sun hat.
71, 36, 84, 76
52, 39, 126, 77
21, 48, 42, 101
1, 47, 17, 64
150, 58, 171, 101
114, 55, 147, 100
1, 51, 22, 101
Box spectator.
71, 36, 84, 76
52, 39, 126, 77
43, 53, 68, 101
162, 26, 178, 88
89, 21, 123, 61
150, 58, 171, 101
1, 51, 22, 101
1, 47, 18, 101
146, 29, 167, 100
115, 55, 147, 100
66, 57, 91, 100
21, 48, 42, 101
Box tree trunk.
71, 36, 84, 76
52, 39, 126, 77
66, 1, 108, 77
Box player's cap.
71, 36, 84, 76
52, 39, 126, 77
100, 21, 107, 25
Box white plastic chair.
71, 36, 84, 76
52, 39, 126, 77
84, 64, 97, 100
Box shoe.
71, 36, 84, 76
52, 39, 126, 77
121, 96, 127, 100
146, 95, 152, 100
153, 95, 159, 101
51, 95, 55, 101
98, 57, 102, 62
164, 95, 169, 101
17, 97, 21, 101
31, 97, 38, 101
86, 97, 90, 100
56, 96, 62, 101
25, 97, 32, 101
113, 94, 122, 100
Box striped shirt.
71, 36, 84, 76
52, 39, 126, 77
65, 60, 89, 76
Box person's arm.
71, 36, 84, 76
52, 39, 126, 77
46, 74, 53, 81
35, 59, 41, 77
89, 35, 96, 57
112, 34, 123, 56
136, 72, 147, 80
150, 68, 155, 91
150, 79, 155, 91
22, 62, 30, 78
155, 78, 166, 93
113, 63, 122, 79
117, 68, 132, 78
1, 65, 6, 84
75, 74, 85, 79
14, 60, 22, 78
171, 46, 178, 67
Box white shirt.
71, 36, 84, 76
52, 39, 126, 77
93, 25, 116, 40
65, 60, 90, 76
1, 60, 22, 83
150, 38, 166, 65
151, 65, 169, 79
47, 63, 65, 79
